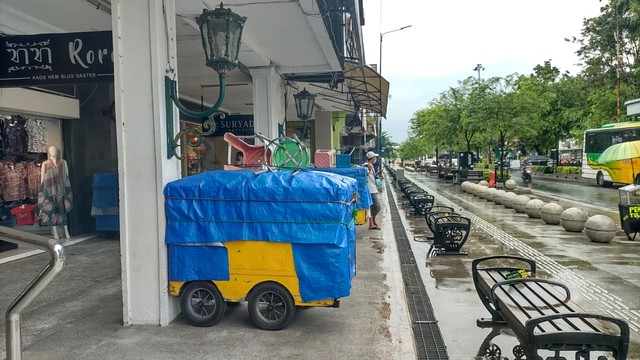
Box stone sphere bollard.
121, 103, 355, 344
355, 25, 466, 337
486, 188, 498, 201
493, 190, 506, 204
477, 186, 489, 199
472, 184, 484, 197
584, 215, 617, 243
525, 199, 545, 218
512, 195, 531, 213
479, 180, 489, 187
540, 203, 564, 225
467, 183, 475, 195
461, 181, 470, 192
501, 192, 518, 209
560, 208, 589, 232
504, 179, 517, 190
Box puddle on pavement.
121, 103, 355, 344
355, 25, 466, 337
370, 240, 385, 254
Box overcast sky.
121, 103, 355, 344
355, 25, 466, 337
361, 0, 604, 143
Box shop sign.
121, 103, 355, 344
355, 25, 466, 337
0, 31, 113, 87
209, 114, 254, 137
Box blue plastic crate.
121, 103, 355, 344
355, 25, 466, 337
92, 189, 119, 208
95, 215, 119, 232
336, 154, 351, 168
93, 173, 119, 189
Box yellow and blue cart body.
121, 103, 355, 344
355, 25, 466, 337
164, 170, 357, 329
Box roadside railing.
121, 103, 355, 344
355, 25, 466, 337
1, 226, 66, 360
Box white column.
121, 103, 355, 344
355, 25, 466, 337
112, 0, 180, 325
314, 111, 333, 150
250, 66, 285, 139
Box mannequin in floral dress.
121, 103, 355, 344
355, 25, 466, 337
38, 146, 72, 239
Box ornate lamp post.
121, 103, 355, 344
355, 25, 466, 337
165, 3, 246, 159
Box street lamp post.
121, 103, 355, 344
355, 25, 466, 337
473, 63, 485, 80
378, 25, 411, 155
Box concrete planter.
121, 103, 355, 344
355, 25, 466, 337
493, 190, 506, 204
560, 208, 588, 232
540, 203, 564, 225
501, 192, 518, 209
585, 215, 617, 243
525, 199, 545, 218
512, 195, 531, 213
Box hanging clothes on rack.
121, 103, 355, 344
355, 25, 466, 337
0, 161, 27, 202
26, 161, 43, 200
0, 118, 5, 158
25, 119, 48, 153
4, 117, 28, 157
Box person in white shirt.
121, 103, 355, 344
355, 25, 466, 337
365, 151, 381, 230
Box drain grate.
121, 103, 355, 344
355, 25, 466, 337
386, 181, 449, 360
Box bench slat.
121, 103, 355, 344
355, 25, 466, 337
479, 271, 604, 334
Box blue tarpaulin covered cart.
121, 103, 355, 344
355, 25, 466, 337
165, 170, 357, 330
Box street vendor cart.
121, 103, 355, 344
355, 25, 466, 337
164, 170, 357, 330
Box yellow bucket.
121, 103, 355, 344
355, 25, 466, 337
355, 209, 367, 225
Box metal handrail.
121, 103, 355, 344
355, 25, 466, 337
1, 226, 66, 360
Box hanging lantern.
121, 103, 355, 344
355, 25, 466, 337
197, 3, 247, 74
294, 88, 316, 121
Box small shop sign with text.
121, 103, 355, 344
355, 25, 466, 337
209, 114, 254, 137
0, 30, 113, 87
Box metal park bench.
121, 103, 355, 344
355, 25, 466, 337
439, 168, 455, 183
407, 193, 434, 217
397, 181, 434, 217
427, 165, 440, 177
457, 169, 484, 185
425, 210, 471, 256
472, 255, 630, 360
425, 206, 455, 234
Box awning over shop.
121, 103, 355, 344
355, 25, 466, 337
344, 60, 389, 118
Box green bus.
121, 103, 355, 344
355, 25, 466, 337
583, 121, 640, 186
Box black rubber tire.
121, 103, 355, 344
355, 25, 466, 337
247, 282, 296, 331
596, 172, 605, 187
180, 281, 226, 327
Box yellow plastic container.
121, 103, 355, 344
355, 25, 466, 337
355, 209, 367, 225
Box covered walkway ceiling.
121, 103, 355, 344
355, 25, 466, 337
0, 0, 387, 119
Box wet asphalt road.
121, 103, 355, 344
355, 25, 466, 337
512, 174, 620, 209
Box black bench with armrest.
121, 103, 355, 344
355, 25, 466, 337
425, 210, 470, 256
427, 165, 439, 177
407, 193, 434, 217
472, 255, 630, 360
457, 169, 484, 185
439, 168, 455, 183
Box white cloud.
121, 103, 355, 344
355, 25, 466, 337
363, 0, 603, 142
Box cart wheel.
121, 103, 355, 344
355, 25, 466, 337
180, 281, 226, 327
247, 282, 296, 330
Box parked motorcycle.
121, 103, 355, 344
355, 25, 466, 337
521, 165, 532, 183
